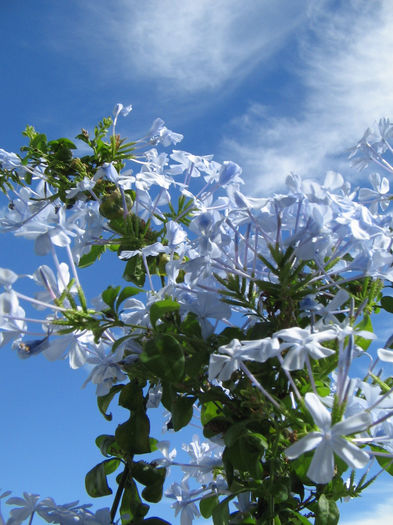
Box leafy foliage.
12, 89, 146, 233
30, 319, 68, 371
2, 109, 393, 524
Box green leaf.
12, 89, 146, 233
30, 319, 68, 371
180, 313, 202, 337
161, 382, 177, 412
132, 461, 165, 486
123, 255, 146, 286
171, 396, 196, 431
115, 411, 151, 455
149, 299, 179, 328
118, 381, 145, 411
291, 453, 313, 484
315, 494, 339, 525
224, 425, 266, 477
141, 334, 185, 383
246, 322, 274, 340
315, 380, 330, 398
141, 479, 165, 503
224, 421, 248, 447
271, 480, 289, 503
116, 286, 143, 310
201, 401, 223, 426
212, 498, 230, 525
222, 448, 234, 488
116, 384, 151, 455
200, 494, 219, 518
49, 137, 76, 150
85, 458, 120, 497
78, 244, 106, 268
149, 437, 158, 452
97, 384, 124, 421
120, 478, 149, 522
247, 432, 268, 450
203, 416, 231, 439
381, 295, 393, 313
289, 510, 312, 524
354, 315, 374, 350
102, 285, 121, 309
132, 460, 166, 503
31, 133, 48, 152
95, 434, 122, 457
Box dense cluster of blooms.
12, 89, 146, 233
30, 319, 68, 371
1, 107, 393, 524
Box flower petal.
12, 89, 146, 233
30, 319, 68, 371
377, 347, 393, 363
307, 439, 334, 484
332, 436, 370, 469
282, 347, 305, 370
305, 392, 331, 431
285, 431, 323, 459
333, 411, 371, 436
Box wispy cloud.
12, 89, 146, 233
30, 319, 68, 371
341, 495, 393, 525
220, 0, 393, 193
82, 0, 308, 95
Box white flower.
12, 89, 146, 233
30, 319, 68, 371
32, 263, 74, 308
0, 489, 11, 525
275, 326, 336, 371
82, 344, 127, 396
0, 291, 26, 348
358, 172, 391, 213
208, 338, 279, 381
166, 481, 201, 525
377, 347, 393, 363
155, 440, 177, 469
166, 220, 187, 248
146, 382, 162, 408
119, 241, 169, 260
0, 268, 18, 288
6, 492, 42, 525
286, 393, 371, 484
113, 102, 132, 119
182, 434, 222, 485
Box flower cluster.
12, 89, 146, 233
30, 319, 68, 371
1, 109, 393, 524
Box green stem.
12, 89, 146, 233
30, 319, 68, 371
268, 423, 280, 523
77, 285, 88, 313
110, 463, 129, 523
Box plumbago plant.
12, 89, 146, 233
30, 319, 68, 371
2, 107, 393, 524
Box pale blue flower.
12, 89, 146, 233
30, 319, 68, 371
166, 220, 187, 248
82, 344, 127, 396
0, 291, 26, 348
0, 149, 20, 170
6, 492, 42, 525
95, 162, 120, 185
113, 102, 132, 120
0, 268, 18, 288
208, 338, 279, 381
275, 326, 337, 371
286, 393, 371, 484
166, 481, 201, 525
147, 118, 183, 147
182, 434, 223, 485
358, 172, 391, 213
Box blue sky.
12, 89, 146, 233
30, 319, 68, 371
2, 1, 393, 523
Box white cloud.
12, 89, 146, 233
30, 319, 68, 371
341, 496, 393, 525
221, 0, 393, 193
86, 0, 308, 94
